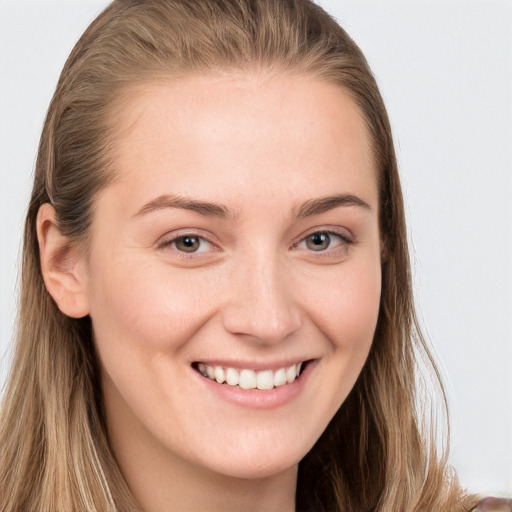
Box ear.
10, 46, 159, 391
36, 204, 90, 318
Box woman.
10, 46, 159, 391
0, 0, 504, 510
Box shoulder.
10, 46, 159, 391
474, 497, 512, 511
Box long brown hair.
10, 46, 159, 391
1, 1, 477, 510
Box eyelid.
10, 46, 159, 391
292, 226, 354, 247
156, 229, 221, 255
290, 226, 355, 262
155, 226, 353, 259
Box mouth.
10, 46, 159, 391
192, 360, 311, 391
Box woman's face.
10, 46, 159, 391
82, 72, 382, 480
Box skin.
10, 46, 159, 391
38, 72, 382, 512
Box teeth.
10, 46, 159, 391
285, 365, 296, 383
197, 362, 305, 390
273, 368, 287, 387
214, 366, 225, 384
226, 367, 239, 386
239, 369, 256, 390
256, 370, 274, 390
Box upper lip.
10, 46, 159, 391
192, 358, 316, 372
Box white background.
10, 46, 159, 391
1, 0, 510, 495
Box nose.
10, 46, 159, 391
221, 253, 302, 345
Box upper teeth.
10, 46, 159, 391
197, 362, 303, 390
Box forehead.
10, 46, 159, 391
105, 72, 378, 215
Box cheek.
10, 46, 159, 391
87, 256, 221, 357
308, 260, 381, 410
299, 258, 381, 352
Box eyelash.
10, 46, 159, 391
157, 232, 218, 257
157, 228, 353, 259
292, 229, 353, 255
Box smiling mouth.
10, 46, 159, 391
192, 361, 310, 390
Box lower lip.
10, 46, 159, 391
193, 360, 317, 410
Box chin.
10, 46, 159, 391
206, 454, 301, 481
185, 431, 309, 481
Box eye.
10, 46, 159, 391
158, 233, 216, 255
295, 229, 352, 254
174, 236, 203, 253
305, 233, 331, 251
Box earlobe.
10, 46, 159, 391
36, 204, 90, 318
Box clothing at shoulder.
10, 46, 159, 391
475, 497, 512, 511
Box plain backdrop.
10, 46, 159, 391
1, 0, 511, 495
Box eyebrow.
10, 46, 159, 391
295, 193, 371, 218
134, 194, 230, 219
133, 192, 371, 220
